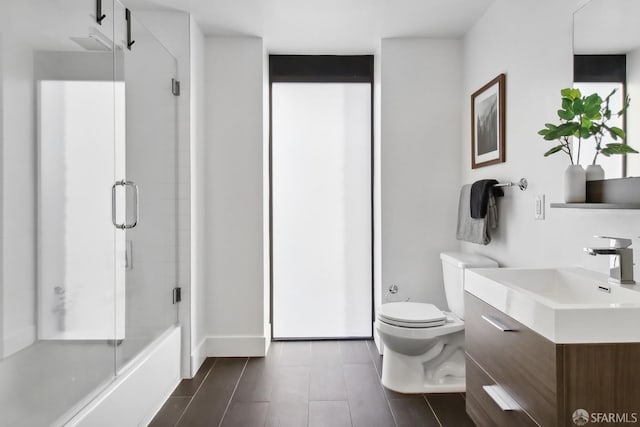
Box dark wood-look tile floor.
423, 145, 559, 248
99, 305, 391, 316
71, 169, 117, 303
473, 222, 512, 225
150, 340, 475, 427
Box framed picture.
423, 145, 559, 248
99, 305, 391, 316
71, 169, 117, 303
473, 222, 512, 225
471, 74, 505, 169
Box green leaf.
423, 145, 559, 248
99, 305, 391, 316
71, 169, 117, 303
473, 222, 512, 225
557, 109, 575, 120
572, 98, 585, 114
600, 143, 639, 156
617, 96, 630, 116
578, 127, 592, 139
551, 122, 579, 138
561, 122, 580, 131
582, 92, 604, 119
608, 126, 626, 140
584, 104, 601, 118
538, 123, 559, 137
561, 88, 581, 99
605, 88, 618, 101
561, 97, 573, 113
543, 145, 565, 157
584, 93, 602, 107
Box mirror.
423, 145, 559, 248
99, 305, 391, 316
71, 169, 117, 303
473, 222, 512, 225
573, 0, 640, 177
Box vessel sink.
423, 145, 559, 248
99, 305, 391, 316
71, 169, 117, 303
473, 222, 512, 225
465, 267, 640, 343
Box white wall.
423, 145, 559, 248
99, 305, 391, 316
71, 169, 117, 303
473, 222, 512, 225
205, 37, 266, 356
262, 45, 271, 350
373, 45, 382, 347
0, 32, 4, 357
189, 15, 207, 374
381, 38, 463, 311
460, 0, 640, 276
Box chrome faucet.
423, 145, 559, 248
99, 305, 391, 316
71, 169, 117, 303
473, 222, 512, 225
584, 236, 635, 285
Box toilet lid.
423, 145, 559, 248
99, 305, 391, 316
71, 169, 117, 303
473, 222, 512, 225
378, 302, 446, 328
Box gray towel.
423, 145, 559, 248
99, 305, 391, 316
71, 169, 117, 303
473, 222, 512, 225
456, 184, 498, 245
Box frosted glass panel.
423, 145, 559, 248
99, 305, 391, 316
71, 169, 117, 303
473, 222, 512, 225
272, 83, 372, 338
37, 80, 125, 340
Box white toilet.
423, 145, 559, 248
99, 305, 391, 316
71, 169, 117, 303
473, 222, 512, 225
375, 252, 498, 393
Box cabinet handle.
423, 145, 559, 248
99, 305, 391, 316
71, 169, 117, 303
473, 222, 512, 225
481, 315, 516, 332
482, 385, 521, 411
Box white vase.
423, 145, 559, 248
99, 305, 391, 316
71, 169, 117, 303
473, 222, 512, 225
585, 164, 605, 181
564, 164, 586, 203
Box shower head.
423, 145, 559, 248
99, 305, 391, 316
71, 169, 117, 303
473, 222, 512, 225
70, 28, 112, 51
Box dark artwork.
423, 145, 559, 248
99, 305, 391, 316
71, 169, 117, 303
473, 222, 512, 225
476, 93, 497, 155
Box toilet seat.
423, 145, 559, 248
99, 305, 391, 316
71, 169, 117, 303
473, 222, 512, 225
377, 302, 446, 328
375, 314, 464, 340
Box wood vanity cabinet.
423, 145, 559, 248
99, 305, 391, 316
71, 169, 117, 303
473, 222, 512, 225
465, 292, 640, 427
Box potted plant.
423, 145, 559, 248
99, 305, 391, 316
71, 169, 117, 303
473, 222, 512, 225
584, 89, 635, 180
538, 88, 635, 202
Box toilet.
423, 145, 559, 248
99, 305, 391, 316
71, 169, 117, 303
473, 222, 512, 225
375, 252, 498, 393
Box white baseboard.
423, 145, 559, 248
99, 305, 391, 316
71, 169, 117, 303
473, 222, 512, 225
191, 337, 208, 377
373, 323, 384, 355
206, 335, 268, 357
264, 323, 272, 354
65, 326, 181, 427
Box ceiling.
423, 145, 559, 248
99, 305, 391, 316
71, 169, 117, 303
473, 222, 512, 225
125, 0, 495, 52
573, 0, 640, 54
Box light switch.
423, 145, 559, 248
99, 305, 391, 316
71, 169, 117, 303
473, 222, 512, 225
534, 194, 545, 220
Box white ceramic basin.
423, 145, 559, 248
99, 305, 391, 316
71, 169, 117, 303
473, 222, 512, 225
465, 267, 640, 343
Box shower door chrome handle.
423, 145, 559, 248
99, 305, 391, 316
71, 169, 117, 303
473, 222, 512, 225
129, 181, 139, 228
111, 181, 124, 229
112, 180, 139, 230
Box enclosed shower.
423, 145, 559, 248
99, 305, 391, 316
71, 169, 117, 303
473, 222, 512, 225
0, 0, 180, 425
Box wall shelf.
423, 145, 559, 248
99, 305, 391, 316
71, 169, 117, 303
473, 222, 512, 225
551, 178, 640, 209
550, 203, 640, 210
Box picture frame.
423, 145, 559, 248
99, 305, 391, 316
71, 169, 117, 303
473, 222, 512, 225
471, 73, 506, 169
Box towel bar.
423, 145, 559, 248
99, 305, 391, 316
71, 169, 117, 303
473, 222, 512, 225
494, 178, 527, 191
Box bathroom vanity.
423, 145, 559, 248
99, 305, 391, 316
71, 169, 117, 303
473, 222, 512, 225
463, 268, 640, 427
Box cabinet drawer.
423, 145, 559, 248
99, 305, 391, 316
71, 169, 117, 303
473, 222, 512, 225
466, 354, 537, 427
465, 292, 559, 426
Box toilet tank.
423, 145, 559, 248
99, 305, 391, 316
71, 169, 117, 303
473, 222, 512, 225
440, 252, 498, 319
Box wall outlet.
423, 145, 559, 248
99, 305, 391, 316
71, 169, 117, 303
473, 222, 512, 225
534, 194, 545, 220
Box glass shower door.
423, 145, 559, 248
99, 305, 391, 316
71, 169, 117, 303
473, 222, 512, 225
115, 3, 179, 369
1, 0, 180, 424
1, 0, 121, 425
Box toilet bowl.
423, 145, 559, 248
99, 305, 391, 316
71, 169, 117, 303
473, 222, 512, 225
375, 252, 498, 393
